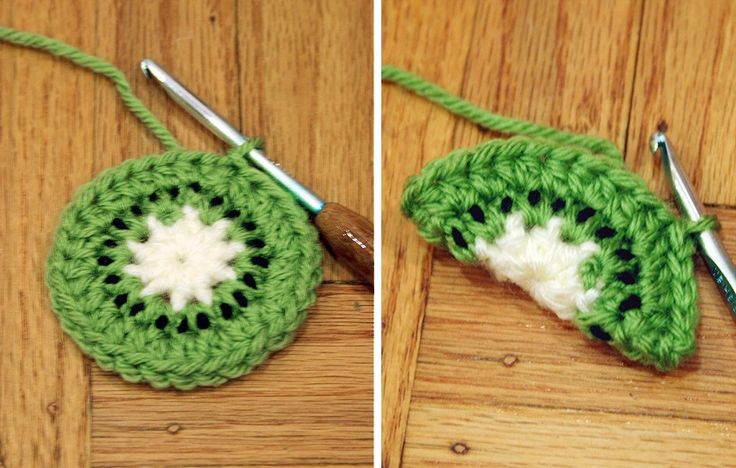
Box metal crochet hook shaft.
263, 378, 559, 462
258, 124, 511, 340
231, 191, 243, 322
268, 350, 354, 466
650, 129, 736, 315
141, 59, 374, 286
140, 59, 324, 213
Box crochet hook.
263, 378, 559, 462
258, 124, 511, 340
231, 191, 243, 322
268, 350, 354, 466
140, 59, 373, 286
650, 128, 736, 315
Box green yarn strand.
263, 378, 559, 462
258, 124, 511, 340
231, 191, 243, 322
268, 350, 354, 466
382, 65, 621, 160
0, 26, 180, 150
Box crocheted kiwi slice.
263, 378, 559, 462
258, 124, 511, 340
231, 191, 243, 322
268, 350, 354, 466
402, 136, 700, 371
46, 147, 322, 389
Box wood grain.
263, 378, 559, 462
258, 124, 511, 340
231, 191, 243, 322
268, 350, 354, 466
381, 0, 736, 465
93, 0, 239, 169
0, 2, 97, 467
403, 403, 735, 467
381, 1, 481, 465
450, 0, 641, 150
627, 0, 736, 206
0, 1, 372, 466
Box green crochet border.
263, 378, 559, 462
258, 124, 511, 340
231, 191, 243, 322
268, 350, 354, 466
401, 136, 700, 371
46, 146, 322, 389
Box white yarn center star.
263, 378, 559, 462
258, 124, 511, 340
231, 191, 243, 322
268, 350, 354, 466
473, 213, 601, 320
123, 205, 245, 312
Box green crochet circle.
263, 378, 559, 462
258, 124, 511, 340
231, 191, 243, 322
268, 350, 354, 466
46, 146, 322, 389
402, 136, 700, 371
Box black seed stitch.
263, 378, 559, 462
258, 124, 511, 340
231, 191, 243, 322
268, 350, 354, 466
576, 207, 596, 223
210, 196, 224, 207
190, 182, 201, 192
226, 209, 241, 218
500, 196, 513, 213
251, 256, 269, 268
247, 238, 265, 248
155, 315, 169, 329
169, 187, 179, 198
149, 192, 158, 202
104, 239, 117, 248
97, 256, 113, 266
468, 205, 485, 223
619, 294, 642, 312
595, 227, 617, 239
242, 221, 257, 231
104, 274, 120, 284
196, 313, 210, 329
177, 318, 189, 333
131, 205, 142, 216
528, 190, 541, 206
590, 325, 612, 341
551, 198, 566, 212
243, 273, 257, 289
114, 293, 127, 307
616, 271, 637, 285
615, 249, 635, 261
451, 227, 467, 248
233, 291, 248, 307
112, 218, 128, 230
130, 302, 144, 316
220, 303, 233, 319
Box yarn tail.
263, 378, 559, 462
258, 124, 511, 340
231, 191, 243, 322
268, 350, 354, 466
0, 26, 180, 151
381, 65, 621, 160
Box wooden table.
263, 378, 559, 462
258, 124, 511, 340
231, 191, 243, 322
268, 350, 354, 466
0, 1, 373, 466
383, 0, 736, 465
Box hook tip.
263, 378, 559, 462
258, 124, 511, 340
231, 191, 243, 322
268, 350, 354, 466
140, 59, 152, 78
140, 59, 158, 79
649, 130, 668, 155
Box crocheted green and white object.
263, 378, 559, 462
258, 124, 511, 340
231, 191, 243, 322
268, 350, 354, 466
384, 65, 713, 371
46, 146, 322, 389
1, 27, 322, 389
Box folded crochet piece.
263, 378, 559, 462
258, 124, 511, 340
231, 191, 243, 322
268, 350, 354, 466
1, 27, 322, 389
384, 65, 712, 371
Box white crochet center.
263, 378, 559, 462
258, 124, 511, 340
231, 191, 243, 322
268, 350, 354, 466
473, 213, 601, 320
123, 205, 245, 312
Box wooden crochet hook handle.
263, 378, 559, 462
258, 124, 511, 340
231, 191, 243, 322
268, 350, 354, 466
314, 202, 373, 283
141, 60, 373, 286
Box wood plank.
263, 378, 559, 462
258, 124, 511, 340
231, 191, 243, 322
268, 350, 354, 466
626, 0, 736, 205
0, 2, 97, 466
382, 1, 643, 465
403, 402, 736, 466
90, 284, 373, 467
381, 1, 481, 465
407, 206, 736, 464
414, 208, 736, 415
237, 0, 373, 282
